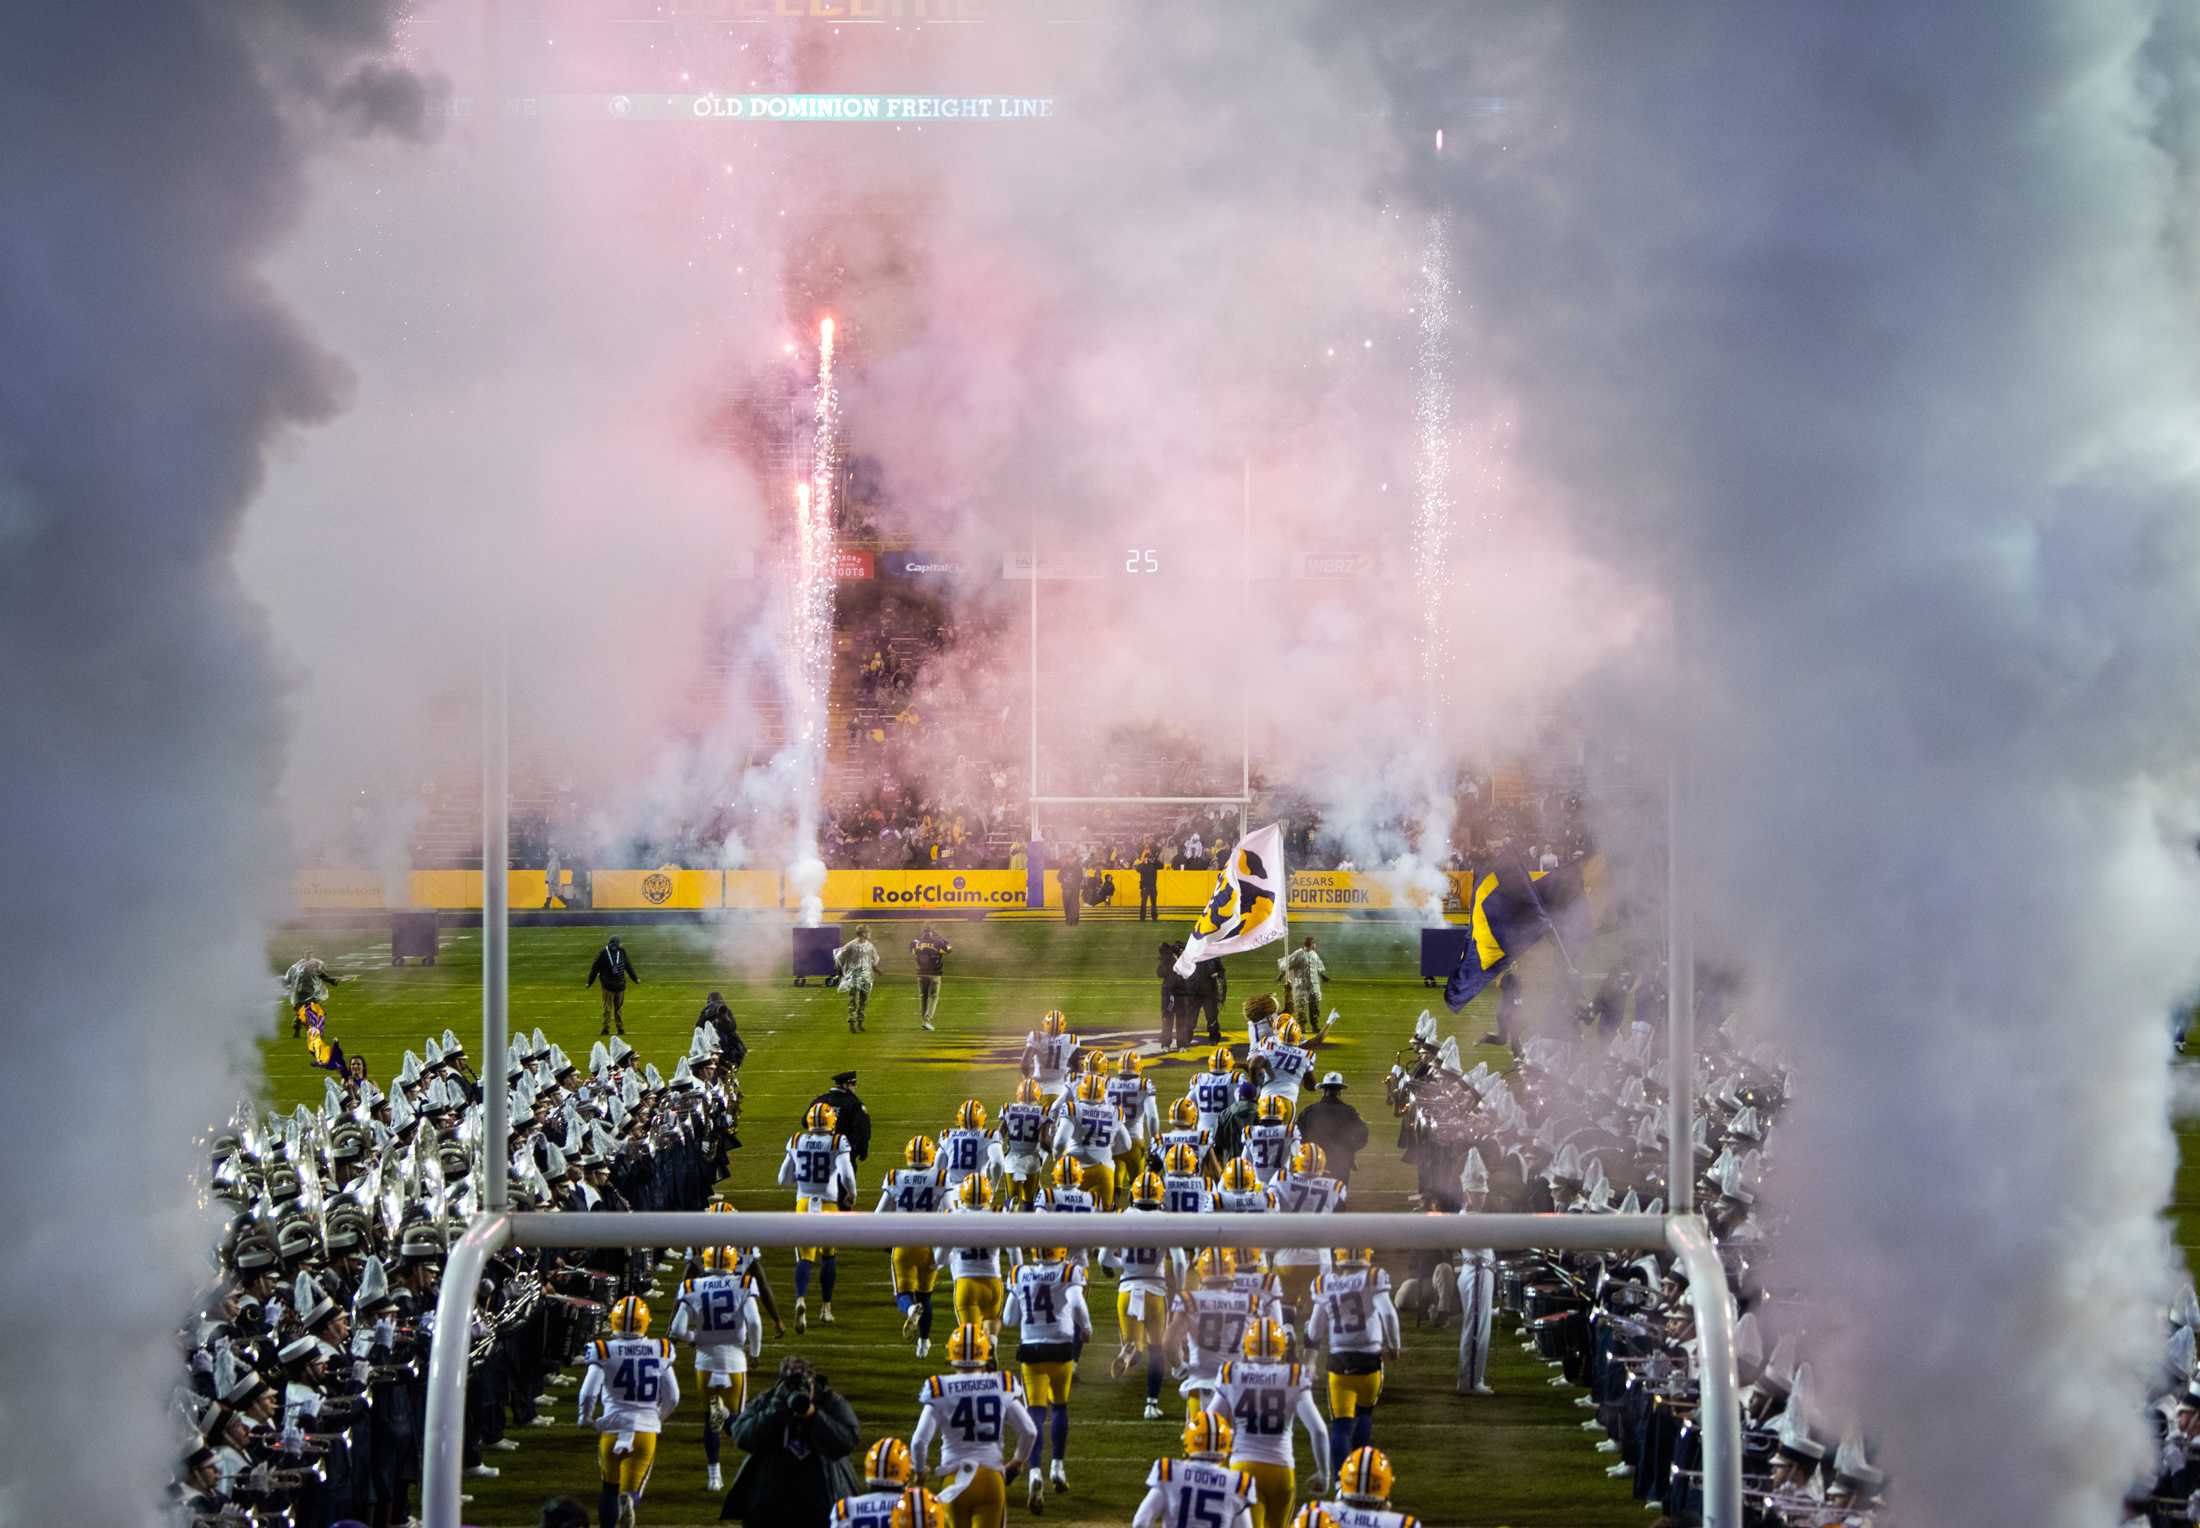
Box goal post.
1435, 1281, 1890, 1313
421, 1208, 1741, 1528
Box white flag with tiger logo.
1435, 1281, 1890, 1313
1172, 823, 1287, 977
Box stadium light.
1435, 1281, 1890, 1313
421, 1210, 1741, 1528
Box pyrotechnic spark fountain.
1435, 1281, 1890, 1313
1410, 214, 1454, 721
786, 317, 839, 924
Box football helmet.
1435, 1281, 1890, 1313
947, 1322, 993, 1367
608, 1295, 650, 1334
1115, 1049, 1142, 1078
1050, 1157, 1084, 1191
1025, 1245, 1069, 1264
864, 1437, 916, 1489
957, 1175, 994, 1210
1080, 1049, 1111, 1076
954, 1099, 987, 1132
1040, 1009, 1068, 1037
706, 1200, 736, 1216
1219, 1158, 1261, 1194
890, 1487, 945, 1528
1331, 1246, 1373, 1267
905, 1134, 939, 1168
1192, 1247, 1237, 1284
699, 1245, 738, 1272
1074, 1073, 1108, 1105
1163, 1143, 1202, 1177
1287, 1507, 1340, 1528
1242, 1317, 1289, 1360
1168, 1096, 1200, 1129
1338, 1446, 1394, 1504
804, 1102, 837, 1132
1276, 1017, 1303, 1047
1182, 1407, 1235, 1459
1208, 1045, 1235, 1075
1130, 1171, 1165, 1206
1290, 1141, 1327, 1177
1015, 1078, 1044, 1106
1255, 1095, 1293, 1125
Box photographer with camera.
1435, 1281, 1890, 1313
718, 1355, 860, 1526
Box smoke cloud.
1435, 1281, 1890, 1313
0, 1, 419, 1520
1418, 2, 2200, 1518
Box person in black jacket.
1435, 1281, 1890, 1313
1184, 952, 1227, 1045
909, 926, 951, 1032
1134, 839, 1162, 921
808, 1072, 871, 1165
695, 992, 747, 1070
1157, 941, 1191, 1050
719, 1356, 860, 1525
1057, 844, 1084, 925
1295, 1073, 1372, 1185
584, 937, 640, 1036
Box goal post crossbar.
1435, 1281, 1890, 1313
422, 1210, 1739, 1528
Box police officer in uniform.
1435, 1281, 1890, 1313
1135, 839, 1163, 921
809, 1071, 872, 1165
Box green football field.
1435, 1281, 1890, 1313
277, 910, 2189, 1528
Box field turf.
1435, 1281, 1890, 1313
258, 914, 1669, 1527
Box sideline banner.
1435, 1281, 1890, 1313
724, 870, 782, 909
293, 868, 388, 910
592, 868, 724, 910
805, 869, 1027, 912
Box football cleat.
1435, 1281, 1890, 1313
1027, 1469, 1046, 1514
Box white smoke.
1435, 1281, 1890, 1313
1422, 2, 2200, 1518
0, 3, 419, 1519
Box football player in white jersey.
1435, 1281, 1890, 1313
1169, 1248, 1260, 1421
1241, 1096, 1298, 1183
831, 1438, 918, 1528
1161, 1143, 1214, 1219
1157, 1095, 1210, 1168
909, 1324, 1036, 1528
1003, 1245, 1091, 1510
879, 1134, 950, 1356
777, 1101, 857, 1331
1034, 1157, 1098, 1267
1021, 1009, 1080, 1102
1131, 1408, 1260, 1528
1104, 1050, 1159, 1204
1050, 1073, 1132, 1207
1189, 1047, 1240, 1137
1102, 1171, 1180, 1420
992, 1078, 1053, 1208
1213, 1319, 1331, 1528
576, 1295, 679, 1528
1306, 1249, 1401, 1470
1267, 1142, 1345, 1330
667, 1247, 762, 1490
937, 1175, 1006, 1336
1214, 1157, 1276, 1216
1254, 1018, 1317, 1104
1326, 1447, 1419, 1528
939, 1100, 992, 1192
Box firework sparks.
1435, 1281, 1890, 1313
1410, 214, 1454, 720
785, 318, 839, 919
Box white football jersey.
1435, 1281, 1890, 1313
1268, 1173, 1343, 1268
1058, 1101, 1131, 1165
939, 1127, 990, 1186
1106, 1075, 1156, 1136
1176, 1287, 1256, 1375
1135, 1457, 1259, 1528
1106, 1213, 1177, 1291
780, 1129, 853, 1201
915, 1370, 1029, 1472
939, 1208, 1003, 1280
1309, 1266, 1398, 1358
1157, 1125, 1207, 1162
674, 1272, 760, 1371
1328, 1504, 1421, 1528
879, 1165, 949, 1213
1259, 1044, 1315, 1096
1241, 1122, 1297, 1181
1163, 1171, 1212, 1217
1214, 1360, 1316, 1467
1028, 1033, 1080, 1091
1005, 1261, 1089, 1347
1189, 1070, 1237, 1132
828, 1488, 901, 1528
996, 1102, 1051, 1160
586, 1335, 675, 1434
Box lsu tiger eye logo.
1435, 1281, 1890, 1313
642, 872, 674, 905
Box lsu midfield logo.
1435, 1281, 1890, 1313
1172, 822, 1289, 977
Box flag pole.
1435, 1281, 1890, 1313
1665, 593, 1696, 1215
1240, 456, 1251, 841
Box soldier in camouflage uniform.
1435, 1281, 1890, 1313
832, 925, 880, 1032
